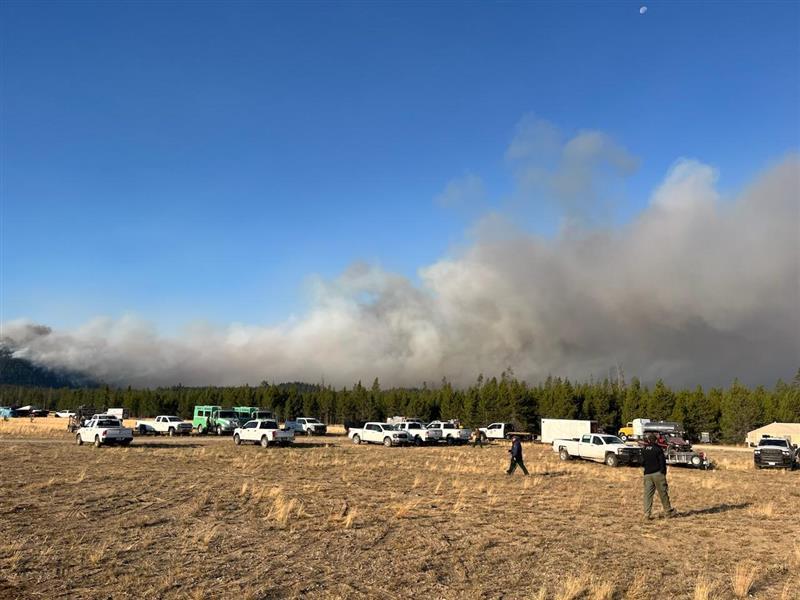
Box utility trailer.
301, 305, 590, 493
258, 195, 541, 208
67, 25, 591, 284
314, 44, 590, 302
540, 418, 599, 444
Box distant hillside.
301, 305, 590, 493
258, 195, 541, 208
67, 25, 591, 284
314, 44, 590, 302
0, 347, 98, 388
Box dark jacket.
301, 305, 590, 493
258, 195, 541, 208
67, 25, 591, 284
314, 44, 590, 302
509, 438, 523, 461
642, 443, 667, 475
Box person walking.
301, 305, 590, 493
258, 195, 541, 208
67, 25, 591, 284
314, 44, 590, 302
642, 432, 676, 519
506, 435, 529, 476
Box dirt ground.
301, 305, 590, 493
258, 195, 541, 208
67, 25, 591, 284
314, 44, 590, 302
0, 418, 798, 599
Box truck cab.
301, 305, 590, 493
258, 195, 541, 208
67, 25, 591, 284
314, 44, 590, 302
479, 422, 516, 441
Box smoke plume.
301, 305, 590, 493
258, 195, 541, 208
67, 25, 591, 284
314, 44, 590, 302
3, 125, 799, 388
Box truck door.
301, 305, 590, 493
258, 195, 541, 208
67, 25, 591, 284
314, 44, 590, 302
579, 434, 593, 459
589, 435, 606, 460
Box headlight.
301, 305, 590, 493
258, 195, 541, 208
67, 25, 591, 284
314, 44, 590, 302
754, 450, 761, 454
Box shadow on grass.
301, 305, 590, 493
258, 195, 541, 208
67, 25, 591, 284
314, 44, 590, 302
131, 442, 206, 449
675, 502, 752, 517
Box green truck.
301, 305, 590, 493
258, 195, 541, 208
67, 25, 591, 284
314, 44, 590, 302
233, 406, 274, 422
193, 405, 241, 435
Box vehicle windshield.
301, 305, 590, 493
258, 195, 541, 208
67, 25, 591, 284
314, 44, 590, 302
601, 435, 624, 444
759, 439, 789, 447
262, 421, 279, 429
167, 417, 181, 422
217, 411, 237, 419
407, 423, 421, 429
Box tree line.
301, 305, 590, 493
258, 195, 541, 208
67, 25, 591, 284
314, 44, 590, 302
2, 369, 798, 443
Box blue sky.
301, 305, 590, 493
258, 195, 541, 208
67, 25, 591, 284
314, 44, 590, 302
3, 1, 798, 331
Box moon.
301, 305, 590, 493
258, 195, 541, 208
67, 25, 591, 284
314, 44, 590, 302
639, 6, 648, 14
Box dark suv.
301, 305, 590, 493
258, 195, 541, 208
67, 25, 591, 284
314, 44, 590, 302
753, 436, 797, 469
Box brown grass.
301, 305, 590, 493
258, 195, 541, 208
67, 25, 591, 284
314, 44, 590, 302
0, 429, 796, 599
731, 562, 759, 598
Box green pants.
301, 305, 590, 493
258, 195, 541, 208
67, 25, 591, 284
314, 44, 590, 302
643, 472, 673, 516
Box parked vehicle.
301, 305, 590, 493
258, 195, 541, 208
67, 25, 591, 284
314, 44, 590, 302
285, 417, 327, 436
540, 418, 599, 444
426, 420, 471, 444
348, 422, 410, 446
233, 419, 294, 447
395, 421, 442, 445
645, 432, 710, 469
478, 422, 534, 441
619, 419, 681, 442
107, 407, 129, 421
135, 415, 193, 436
386, 416, 424, 425
753, 435, 797, 469
628, 421, 709, 468
76, 416, 133, 448
54, 410, 76, 418
233, 406, 274, 422
553, 433, 642, 467
192, 405, 241, 435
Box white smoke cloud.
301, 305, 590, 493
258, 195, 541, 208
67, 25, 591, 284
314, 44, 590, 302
3, 126, 798, 388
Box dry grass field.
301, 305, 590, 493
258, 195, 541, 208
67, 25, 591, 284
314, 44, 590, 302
1, 418, 798, 599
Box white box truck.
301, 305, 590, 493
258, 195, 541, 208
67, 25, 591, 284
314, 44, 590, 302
540, 418, 599, 444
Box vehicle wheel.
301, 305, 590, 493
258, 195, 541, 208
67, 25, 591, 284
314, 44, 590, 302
168, 427, 175, 437
352, 434, 361, 445
446, 435, 454, 445
216, 426, 223, 436
139, 424, 148, 435
197, 425, 204, 435
480, 433, 487, 442
261, 436, 269, 448
234, 434, 241, 446
414, 435, 423, 446
605, 453, 619, 467
94, 436, 102, 448
76, 434, 83, 446
620, 434, 628, 442
306, 429, 313, 436
383, 437, 392, 447
559, 448, 570, 461
691, 455, 701, 467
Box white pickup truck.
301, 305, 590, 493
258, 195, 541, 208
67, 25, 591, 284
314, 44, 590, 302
395, 421, 442, 445
233, 419, 295, 447
76, 416, 133, 448
553, 433, 642, 467
479, 422, 517, 441
427, 421, 471, 445
135, 415, 193, 436
348, 423, 410, 447
285, 417, 327, 436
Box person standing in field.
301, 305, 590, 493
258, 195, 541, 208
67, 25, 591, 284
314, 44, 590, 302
506, 435, 529, 475
642, 432, 676, 519
473, 428, 484, 448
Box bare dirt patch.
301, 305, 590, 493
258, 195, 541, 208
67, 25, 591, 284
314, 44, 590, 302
0, 424, 797, 599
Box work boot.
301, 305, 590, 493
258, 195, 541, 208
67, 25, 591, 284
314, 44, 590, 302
665, 508, 677, 518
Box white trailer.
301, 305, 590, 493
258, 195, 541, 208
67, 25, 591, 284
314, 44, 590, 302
540, 418, 598, 444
